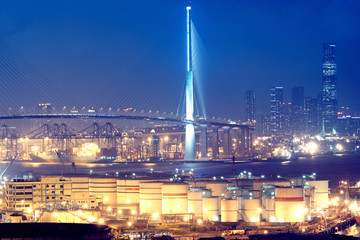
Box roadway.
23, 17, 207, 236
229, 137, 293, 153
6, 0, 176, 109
0, 113, 253, 129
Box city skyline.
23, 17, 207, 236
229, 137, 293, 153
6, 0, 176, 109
1, 2, 360, 236
0, 1, 359, 120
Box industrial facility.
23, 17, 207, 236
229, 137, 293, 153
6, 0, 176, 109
2, 172, 329, 224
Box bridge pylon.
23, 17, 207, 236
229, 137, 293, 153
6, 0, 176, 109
184, 5, 196, 161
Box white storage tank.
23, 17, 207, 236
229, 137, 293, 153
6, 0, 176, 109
140, 182, 162, 214
221, 199, 239, 222
206, 181, 233, 213
188, 189, 205, 216
162, 183, 188, 214
206, 182, 232, 197
306, 180, 329, 208
89, 178, 117, 206
275, 187, 305, 222
116, 179, 140, 206
203, 197, 219, 221
253, 180, 291, 198
243, 198, 260, 222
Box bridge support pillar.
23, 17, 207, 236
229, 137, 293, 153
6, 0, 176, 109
240, 128, 246, 157
212, 127, 219, 159
200, 125, 207, 160
233, 129, 240, 157
185, 123, 196, 161
223, 127, 231, 157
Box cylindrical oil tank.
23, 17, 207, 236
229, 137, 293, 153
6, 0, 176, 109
306, 181, 329, 208
89, 178, 117, 206
203, 197, 219, 221
275, 187, 305, 222
221, 199, 239, 222
117, 179, 140, 206
140, 182, 162, 214
205, 182, 232, 197
162, 183, 188, 214
243, 198, 260, 222
206, 182, 233, 213
188, 191, 203, 216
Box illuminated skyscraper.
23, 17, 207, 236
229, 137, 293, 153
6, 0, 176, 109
260, 114, 270, 136
322, 43, 337, 134
304, 97, 319, 135
245, 90, 256, 123
270, 87, 284, 137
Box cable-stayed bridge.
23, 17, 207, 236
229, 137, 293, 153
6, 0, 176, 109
0, 6, 254, 161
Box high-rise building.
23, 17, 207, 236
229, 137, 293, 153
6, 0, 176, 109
270, 87, 284, 137
304, 97, 319, 135
291, 87, 305, 135
245, 90, 256, 123
322, 43, 337, 134
259, 114, 270, 136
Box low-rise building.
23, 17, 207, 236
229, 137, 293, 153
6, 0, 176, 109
5, 177, 71, 211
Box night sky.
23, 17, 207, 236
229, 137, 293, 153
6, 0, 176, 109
1, 0, 360, 120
